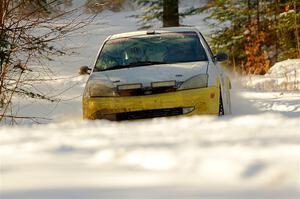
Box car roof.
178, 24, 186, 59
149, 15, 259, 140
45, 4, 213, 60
109, 27, 200, 40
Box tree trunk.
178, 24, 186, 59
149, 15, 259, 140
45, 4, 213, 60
163, 0, 179, 27
295, 1, 300, 57
0, 0, 6, 107
0, 1, 2, 24
256, 0, 260, 31
0, 0, 5, 25
275, 0, 279, 61
247, 0, 251, 23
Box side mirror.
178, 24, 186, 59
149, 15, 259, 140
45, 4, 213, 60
214, 52, 228, 62
79, 66, 91, 75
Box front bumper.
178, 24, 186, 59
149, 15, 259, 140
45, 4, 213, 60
83, 86, 220, 121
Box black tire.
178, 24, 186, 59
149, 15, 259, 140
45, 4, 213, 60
219, 90, 224, 116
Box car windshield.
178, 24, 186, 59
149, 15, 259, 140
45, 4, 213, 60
94, 32, 208, 72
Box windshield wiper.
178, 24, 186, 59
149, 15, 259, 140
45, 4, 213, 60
100, 65, 127, 71
100, 61, 168, 72
130, 61, 168, 66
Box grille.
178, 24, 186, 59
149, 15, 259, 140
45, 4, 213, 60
116, 108, 183, 121
117, 86, 176, 96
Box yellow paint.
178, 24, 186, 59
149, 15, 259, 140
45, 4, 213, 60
83, 86, 220, 120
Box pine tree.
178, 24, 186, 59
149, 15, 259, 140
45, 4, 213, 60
133, 0, 163, 28
85, 0, 127, 13
275, 0, 300, 60
13, 0, 71, 15
134, 0, 183, 28
196, 0, 300, 74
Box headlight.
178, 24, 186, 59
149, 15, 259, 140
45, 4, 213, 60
87, 81, 118, 97
178, 74, 208, 90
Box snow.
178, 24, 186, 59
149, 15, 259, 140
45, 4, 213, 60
2, 79, 299, 199
242, 59, 300, 91
1, 101, 300, 198
1, 7, 300, 199
1, 105, 300, 197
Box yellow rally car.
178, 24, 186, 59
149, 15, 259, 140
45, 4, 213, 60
81, 27, 231, 121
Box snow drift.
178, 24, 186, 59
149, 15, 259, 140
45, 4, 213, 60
242, 59, 300, 91
1, 113, 299, 199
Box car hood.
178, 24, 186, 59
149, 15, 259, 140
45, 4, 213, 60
89, 61, 209, 87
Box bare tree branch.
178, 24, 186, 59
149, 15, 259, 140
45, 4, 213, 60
0, 0, 96, 124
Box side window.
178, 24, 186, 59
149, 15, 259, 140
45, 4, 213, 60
198, 32, 214, 60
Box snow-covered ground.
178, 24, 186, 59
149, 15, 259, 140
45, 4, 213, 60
242, 59, 300, 91
1, 8, 300, 199
1, 88, 300, 199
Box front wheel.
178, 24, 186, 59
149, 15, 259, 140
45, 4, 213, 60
219, 90, 224, 116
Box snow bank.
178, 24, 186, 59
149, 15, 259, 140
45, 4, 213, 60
2, 88, 300, 198
2, 71, 300, 198
242, 59, 300, 91
1, 113, 299, 199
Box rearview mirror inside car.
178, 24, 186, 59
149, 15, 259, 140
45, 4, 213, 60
79, 66, 91, 75
214, 52, 228, 62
